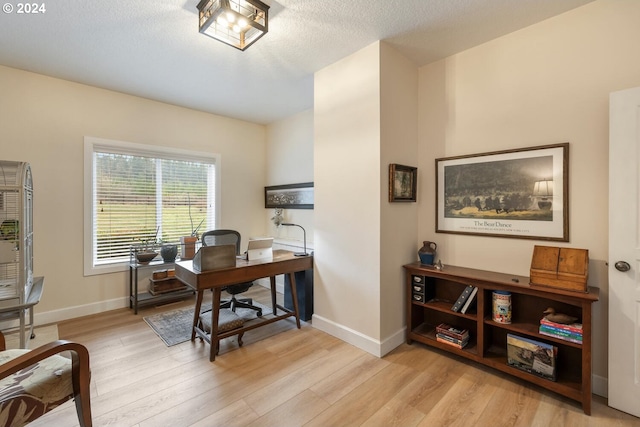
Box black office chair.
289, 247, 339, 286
200, 229, 262, 317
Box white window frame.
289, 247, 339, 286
83, 136, 221, 276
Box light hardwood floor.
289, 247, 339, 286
29, 286, 640, 427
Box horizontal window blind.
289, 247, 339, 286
91, 148, 215, 266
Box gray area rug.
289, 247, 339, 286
144, 302, 272, 346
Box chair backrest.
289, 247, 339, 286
201, 230, 241, 255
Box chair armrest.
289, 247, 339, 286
0, 340, 90, 380
0, 331, 5, 351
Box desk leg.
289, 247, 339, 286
210, 287, 222, 362
287, 272, 301, 329
270, 276, 277, 315
192, 291, 204, 341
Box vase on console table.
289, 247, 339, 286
160, 243, 178, 263
418, 241, 437, 266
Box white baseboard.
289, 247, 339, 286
9, 278, 281, 330
0, 297, 130, 330
311, 314, 405, 358
254, 277, 284, 294
592, 373, 607, 398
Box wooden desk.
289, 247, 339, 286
175, 250, 313, 361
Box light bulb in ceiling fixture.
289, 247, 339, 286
233, 24, 241, 33
226, 11, 235, 22
216, 15, 227, 26
237, 17, 248, 28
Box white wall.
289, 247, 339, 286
0, 65, 266, 321
418, 0, 640, 394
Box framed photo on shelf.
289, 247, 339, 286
264, 182, 314, 209
436, 143, 569, 241
389, 164, 417, 202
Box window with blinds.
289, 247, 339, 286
84, 137, 219, 273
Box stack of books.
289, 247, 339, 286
435, 323, 469, 349
538, 318, 583, 344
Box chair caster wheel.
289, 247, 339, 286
257, 310, 263, 317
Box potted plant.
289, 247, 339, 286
180, 217, 203, 260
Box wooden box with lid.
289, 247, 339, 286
530, 245, 588, 292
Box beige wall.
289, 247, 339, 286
265, 110, 314, 243
418, 0, 640, 392
0, 65, 266, 321
313, 41, 419, 355
379, 42, 419, 343
314, 42, 383, 351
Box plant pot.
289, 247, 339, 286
160, 244, 178, 263
180, 236, 198, 260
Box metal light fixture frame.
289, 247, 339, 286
197, 0, 269, 51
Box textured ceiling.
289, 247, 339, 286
0, 0, 594, 124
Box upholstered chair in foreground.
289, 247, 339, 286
0, 330, 92, 427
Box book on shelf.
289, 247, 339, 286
460, 286, 478, 314
507, 334, 557, 381
436, 335, 468, 349
436, 332, 469, 345
435, 323, 469, 341
539, 318, 583, 334
451, 285, 474, 312
538, 330, 582, 344
539, 324, 582, 339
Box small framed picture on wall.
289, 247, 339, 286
389, 164, 417, 202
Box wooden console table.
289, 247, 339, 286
175, 250, 313, 361
404, 263, 599, 414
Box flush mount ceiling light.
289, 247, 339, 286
197, 0, 269, 51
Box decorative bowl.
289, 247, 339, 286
136, 251, 158, 264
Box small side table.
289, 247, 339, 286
129, 261, 194, 314
0, 276, 44, 348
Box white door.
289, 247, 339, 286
609, 86, 640, 417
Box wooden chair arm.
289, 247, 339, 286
0, 340, 90, 380
0, 337, 93, 427
0, 330, 5, 352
